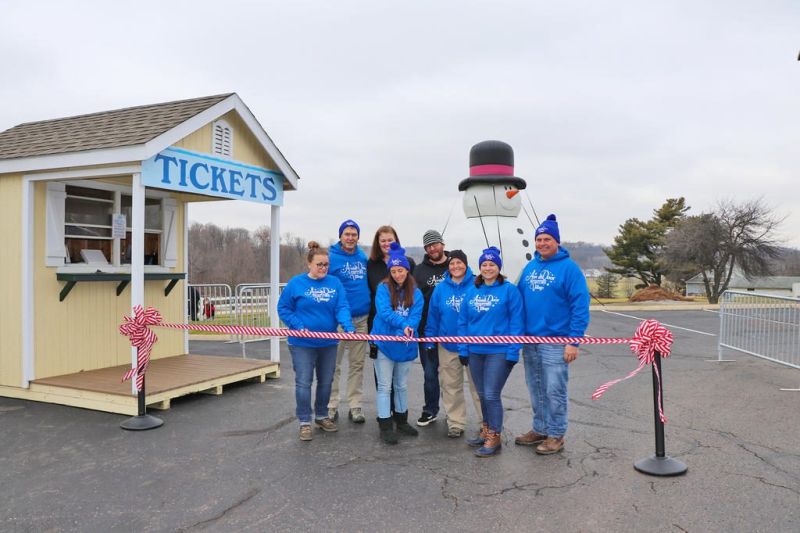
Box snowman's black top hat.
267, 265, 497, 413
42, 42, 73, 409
458, 140, 527, 191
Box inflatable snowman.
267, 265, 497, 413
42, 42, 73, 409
441, 140, 537, 282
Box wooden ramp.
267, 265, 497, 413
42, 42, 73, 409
24, 355, 280, 415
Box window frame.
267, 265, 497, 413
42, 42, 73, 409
55, 179, 174, 273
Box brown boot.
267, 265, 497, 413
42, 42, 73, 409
467, 422, 489, 447
475, 430, 502, 457
535, 436, 564, 455
514, 430, 547, 446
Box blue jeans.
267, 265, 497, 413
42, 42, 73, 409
374, 351, 412, 419
289, 344, 337, 424
419, 343, 440, 416
522, 344, 569, 438
468, 352, 513, 432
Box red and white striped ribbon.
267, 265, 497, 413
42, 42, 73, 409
155, 321, 633, 345
119, 308, 674, 421
591, 319, 673, 422
119, 305, 162, 391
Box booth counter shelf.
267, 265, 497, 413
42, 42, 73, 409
56, 272, 186, 301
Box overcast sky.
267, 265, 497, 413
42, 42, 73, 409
2, 0, 798, 247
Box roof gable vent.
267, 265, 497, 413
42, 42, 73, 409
212, 119, 233, 157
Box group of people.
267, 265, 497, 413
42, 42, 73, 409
277, 215, 590, 457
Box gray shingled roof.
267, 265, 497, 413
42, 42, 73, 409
0, 93, 233, 160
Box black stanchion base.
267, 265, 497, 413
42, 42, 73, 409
634, 455, 687, 476
120, 414, 164, 431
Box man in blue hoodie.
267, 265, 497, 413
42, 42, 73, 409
517, 214, 590, 455
327, 220, 371, 423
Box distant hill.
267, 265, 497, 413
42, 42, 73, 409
561, 241, 612, 270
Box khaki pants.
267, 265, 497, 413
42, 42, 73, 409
438, 346, 482, 430
328, 315, 368, 410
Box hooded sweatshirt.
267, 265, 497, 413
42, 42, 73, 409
412, 252, 450, 334
424, 268, 475, 352
370, 282, 424, 362
517, 247, 590, 340
457, 278, 524, 361
329, 242, 370, 317
277, 273, 354, 348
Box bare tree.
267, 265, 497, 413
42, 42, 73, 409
663, 199, 784, 303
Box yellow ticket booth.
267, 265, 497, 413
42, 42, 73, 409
0, 93, 297, 415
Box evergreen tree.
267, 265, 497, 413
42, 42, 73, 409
595, 273, 619, 299
604, 198, 689, 287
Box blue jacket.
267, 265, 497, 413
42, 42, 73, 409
371, 282, 424, 362
424, 268, 475, 352
457, 279, 524, 361
517, 247, 590, 342
329, 242, 371, 317
277, 273, 354, 348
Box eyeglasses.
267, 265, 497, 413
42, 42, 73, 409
315, 262, 330, 268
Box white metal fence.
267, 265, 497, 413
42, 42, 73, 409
717, 290, 800, 374
187, 282, 286, 357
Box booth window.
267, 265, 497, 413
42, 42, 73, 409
64, 186, 115, 264
47, 182, 178, 268
212, 119, 233, 157
119, 195, 162, 264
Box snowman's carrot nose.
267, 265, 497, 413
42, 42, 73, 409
506, 190, 519, 199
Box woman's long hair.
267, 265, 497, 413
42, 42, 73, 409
475, 273, 506, 287
385, 272, 416, 309
369, 225, 400, 261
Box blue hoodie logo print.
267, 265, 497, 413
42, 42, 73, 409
427, 273, 445, 287
305, 287, 336, 303
526, 269, 556, 292
446, 294, 464, 312
341, 262, 366, 280
395, 303, 410, 317
470, 294, 500, 312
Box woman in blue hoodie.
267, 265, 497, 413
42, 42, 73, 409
371, 242, 424, 444
458, 247, 523, 457
278, 242, 355, 442
424, 250, 483, 439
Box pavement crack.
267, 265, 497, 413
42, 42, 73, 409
179, 487, 260, 531
218, 415, 295, 438
727, 472, 800, 496
672, 524, 688, 532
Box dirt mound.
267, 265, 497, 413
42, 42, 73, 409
629, 285, 694, 302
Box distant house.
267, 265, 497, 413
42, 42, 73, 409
685, 272, 800, 297
583, 268, 603, 278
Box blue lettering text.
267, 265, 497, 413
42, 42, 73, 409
210, 166, 228, 193
261, 176, 277, 201
155, 154, 177, 184
228, 170, 245, 197
189, 162, 209, 189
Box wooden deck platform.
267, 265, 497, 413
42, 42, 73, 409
3, 355, 280, 415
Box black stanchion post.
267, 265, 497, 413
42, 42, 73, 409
120, 375, 164, 431
634, 350, 687, 476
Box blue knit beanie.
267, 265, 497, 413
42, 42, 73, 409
478, 246, 503, 269
387, 242, 410, 271
535, 214, 560, 243
338, 219, 360, 237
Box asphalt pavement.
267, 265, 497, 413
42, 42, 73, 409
1, 309, 798, 532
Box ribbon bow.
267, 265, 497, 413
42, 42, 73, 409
120, 305, 162, 391
591, 320, 674, 422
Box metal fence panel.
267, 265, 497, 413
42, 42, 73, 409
187, 284, 234, 341
235, 283, 287, 356
718, 290, 800, 369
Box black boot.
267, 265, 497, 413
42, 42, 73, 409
377, 417, 398, 445
393, 411, 419, 437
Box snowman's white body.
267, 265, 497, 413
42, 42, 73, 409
442, 183, 537, 283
